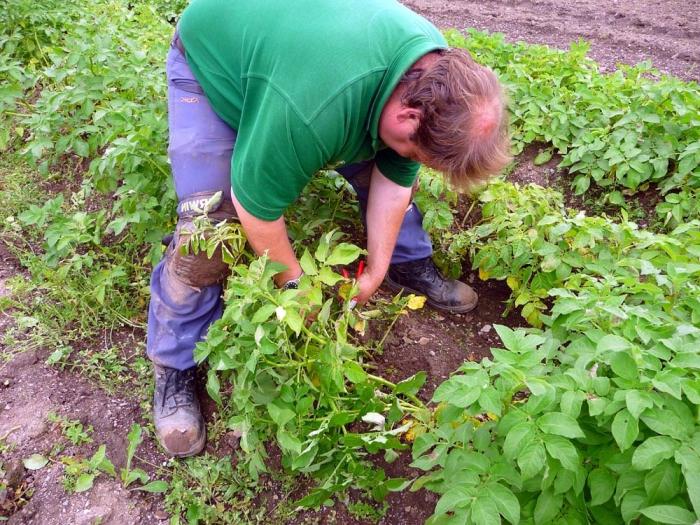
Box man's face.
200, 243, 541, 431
378, 97, 428, 163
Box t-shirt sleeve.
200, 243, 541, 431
231, 82, 327, 221
374, 148, 420, 187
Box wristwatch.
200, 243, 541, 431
283, 275, 302, 290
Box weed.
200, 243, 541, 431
164, 455, 268, 524
60, 445, 115, 494
346, 500, 388, 522
47, 412, 93, 447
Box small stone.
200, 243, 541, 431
154, 510, 169, 520
417, 337, 430, 346
2, 379, 9, 387
4, 459, 25, 488
428, 350, 436, 357
433, 315, 445, 322
480, 324, 492, 334
11, 349, 38, 368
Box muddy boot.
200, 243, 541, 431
153, 365, 205, 457
385, 256, 478, 314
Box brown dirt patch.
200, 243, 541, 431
402, 0, 700, 81
0, 348, 169, 524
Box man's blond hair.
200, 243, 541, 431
400, 48, 511, 188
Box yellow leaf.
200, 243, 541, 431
479, 267, 490, 280
406, 294, 427, 310
338, 282, 353, 299
506, 276, 519, 290
353, 318, 366, 335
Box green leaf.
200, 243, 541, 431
609, 351, 638, 380
252, 304, 277, 323
518, 441, 546, 481
543, 434, 580, 471
534, 489, 562, 524
485, 482, 521, 524
471, 494, 500, 525
644, 460, 681, 503
394, 371, 427, 397
385, 478, 411, 492
632, 436, 679, 470
625, 390, 654, 419
325, 243, 361, 265
126, 423, 143, 462
434, 486, 472, 516
560, 390, 585, 418
134, 480, 169, 493
284, 308, 303, 335
639, 505, 697, 524
674, 444, 700, 516
74, 472, 96, 492
478, 387, 502, 416
299, 249, 318, 276
431, 375, 484, 408
343, 361, 367, 384
268, 403, 295, 427
572, 175, 590, 195
597, 334, 632, 352
72, 138, 90, 158
206, 368, 222, 406
588, 468, 616, 506
611, 408, 638, 451
641, 407, 693, 440
317, 266, 344, 286
277, 430, 302, 455
534, 149, 553, 165
536, 412, 584, 439
23, 454, 49, 470
504, 422, 535, 461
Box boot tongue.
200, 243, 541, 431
165, 369, 195, 408
416, 258, 438, 283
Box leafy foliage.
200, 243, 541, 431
195, 231, 427, 506
446, 29, 700, 224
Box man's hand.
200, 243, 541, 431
230, 188, 302, 286
354, 165, 412, 305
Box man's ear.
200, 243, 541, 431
396, 106, 422, 123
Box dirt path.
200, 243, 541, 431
404, 0, 700, 81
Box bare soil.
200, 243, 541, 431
2, 1, 698, 523
404, 0, 700, 81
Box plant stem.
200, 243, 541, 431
376, 307, 404, 350
366, 373, 426, 409
461, 198, 478, 228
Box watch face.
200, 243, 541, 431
284, 280, 299, 290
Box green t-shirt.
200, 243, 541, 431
179, 0, 446, 220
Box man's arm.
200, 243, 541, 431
230, 188, 302, 286
355, 164, 413, 304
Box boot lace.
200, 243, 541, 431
411, 257, 439, 284
162, 368, 195, 409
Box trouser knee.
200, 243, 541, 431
165, 190, 239, 288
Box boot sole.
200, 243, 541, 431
384, 276, 478, 314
